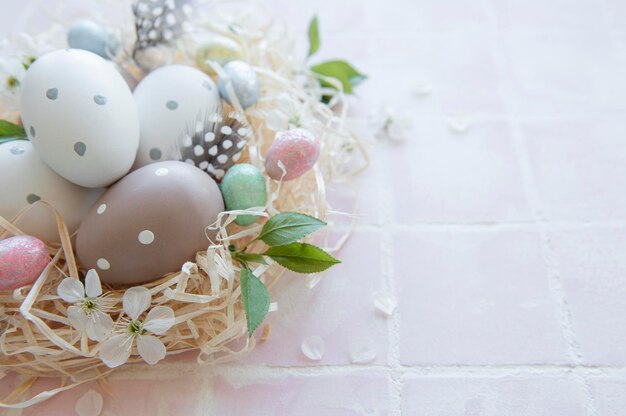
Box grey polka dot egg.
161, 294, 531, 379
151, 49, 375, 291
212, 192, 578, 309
76, 161, 224, 285
133, 65, 220, 168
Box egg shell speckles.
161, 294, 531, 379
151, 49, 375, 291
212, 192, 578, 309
0, 141, 103, 243
20, 49, 140, 188
67, 19, 120, 59
0, 236, 49, 291
133, 65, 220, 168
219, 163, 267, 226
76, 161, 225, 285
218, 60, 259, 110
265, 128, 320, 181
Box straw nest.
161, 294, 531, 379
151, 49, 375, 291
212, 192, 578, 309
0, 0, 368, 408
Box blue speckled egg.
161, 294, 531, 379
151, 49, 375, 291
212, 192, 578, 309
218, 60, 259, 110
219, 163, 266, 226
67, 20, 119, 60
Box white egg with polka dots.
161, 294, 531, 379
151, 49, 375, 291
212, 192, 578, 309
0, 141, 103, 243
132, 65, 220, 168
20, 49, 140, 188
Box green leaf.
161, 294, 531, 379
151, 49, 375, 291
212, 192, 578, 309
258, 212, 326, 246
240, 268, 270, 337
0, 120, 26, 139
310, 60, 367, 94
307, 15, 320, 58
235, 253, 268, 266
0, 137, 27, 145
264, 243, 340, 274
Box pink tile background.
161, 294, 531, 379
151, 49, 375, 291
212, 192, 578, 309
2, 0, 626, 414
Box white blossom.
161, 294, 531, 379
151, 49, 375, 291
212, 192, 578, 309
99, 287, 174, 368
0, 33, 53, 111
265, 93, 311, 132
370, 106, 413, 142
57, 270, 114, 341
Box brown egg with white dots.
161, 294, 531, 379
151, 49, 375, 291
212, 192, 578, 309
76, 161, 224, 285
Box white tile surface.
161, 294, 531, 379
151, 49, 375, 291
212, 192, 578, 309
2, 0, 626, 414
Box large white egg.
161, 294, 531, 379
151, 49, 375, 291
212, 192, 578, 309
133, 65, 220, 168
0, 141, 103, 243
20, 49, 140, 188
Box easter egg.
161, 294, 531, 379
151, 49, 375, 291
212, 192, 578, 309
76, 161, 224, 285
133, 65, 220, 168
0, 141, 103, 243
0, 236, 49, 291
218, 60, 259, 110
219, 163, 266, 226
20, 49, 140, 188
67, 20, 120, 60
196, 36, 244, 75
265, 128, 320, 181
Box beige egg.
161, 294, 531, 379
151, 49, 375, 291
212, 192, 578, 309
76, 161, 224, 285
0, 141, 103, 243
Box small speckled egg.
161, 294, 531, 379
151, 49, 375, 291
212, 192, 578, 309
196, 36, 244, 75
133, 65, 220, 168
0, 235, 49, 291
219, 163, 266, 226
265, 129, 320, 181
20, 49, 140, 188
218, 60, 259, 110
76, 161, 224, 285
67, 20, 120, 60
0, 141, 103, 243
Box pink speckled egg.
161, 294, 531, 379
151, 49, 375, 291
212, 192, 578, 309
0, 236, 49, 291
265, 128, 320, 181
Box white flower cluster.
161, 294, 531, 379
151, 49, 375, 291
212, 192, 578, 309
0, 33, 53, 112
57, 270, 175, 368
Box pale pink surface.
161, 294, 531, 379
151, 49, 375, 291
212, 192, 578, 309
402, 376, 589, 415
2, 0, 626, 414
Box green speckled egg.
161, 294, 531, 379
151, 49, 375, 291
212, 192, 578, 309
219, 163, 266, 226
196, 36, 244, 75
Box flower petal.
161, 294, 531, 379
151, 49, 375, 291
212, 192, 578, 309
85, 311, 114, 341
14, 33, 37, 56
84, 269, 102, 298
143, 306, 175, 335
136, 335, 166, 365
75, 389, 103, 416
57, 278, 85, 303
122, 286, 151, 320
67, 305, 87, 332
99, 334, 132, 368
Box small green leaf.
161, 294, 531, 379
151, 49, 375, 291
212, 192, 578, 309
264, 243, 341, 274
307, 15, 320, 58
240, 268, 270, 337
0, 137, 27, 145
258, 212, 326, 246
0, 120, 26, 139
236, 253, 268, 266
310, 60, 367, 94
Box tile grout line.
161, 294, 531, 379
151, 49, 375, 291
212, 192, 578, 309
377, 140, 403, 416
200, 367, 215, 414
109, 362, 626, 381
337, 221, 626, 233
485, 9, 598, 415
